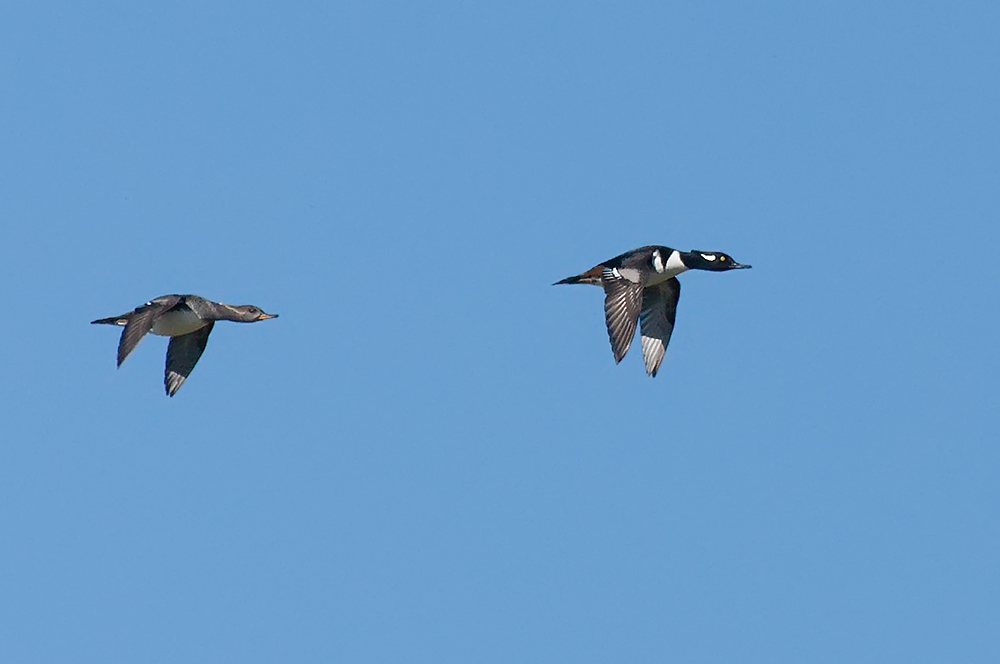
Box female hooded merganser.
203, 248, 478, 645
555, 246, 749, 376
92, 294, 277, 396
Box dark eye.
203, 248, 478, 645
248, 307, 258, 314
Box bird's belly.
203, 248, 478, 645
151, 309, 208, 337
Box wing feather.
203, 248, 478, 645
639, 278, 681, 377
602, 268, 644, 363
116, 295, 181, 366
164, 322, 214, 396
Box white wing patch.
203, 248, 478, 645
618, 267, 641, 283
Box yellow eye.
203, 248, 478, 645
720, 255, 727, 261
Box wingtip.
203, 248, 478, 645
165, 372, 184, 397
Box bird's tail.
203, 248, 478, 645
553, 265, 604, 286
553, 275, 584, 285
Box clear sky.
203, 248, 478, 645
2, 1, 998, 662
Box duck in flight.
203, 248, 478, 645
555, 246, 750, 376
92, 294, 278, 396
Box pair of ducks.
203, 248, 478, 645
94, 245, 749, 396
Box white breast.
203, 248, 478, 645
151, 309, 208, 337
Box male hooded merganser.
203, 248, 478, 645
555, 246, 750, 376
92, 294, 278, 396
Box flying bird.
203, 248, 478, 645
555, 245, 750, 376
92, 294, 278, 396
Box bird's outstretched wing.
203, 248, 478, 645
639, 278, 681, 377
164, 322, 214, 396
116, 295, 182, 366
601, 268, 644, 363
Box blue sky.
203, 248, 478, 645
2, 1, 998, 661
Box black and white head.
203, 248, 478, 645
684, 251, 751, 272
229, 305, 279, 322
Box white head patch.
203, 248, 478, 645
701, 253, 717, 261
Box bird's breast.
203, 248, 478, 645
151, 309, 208, 337
646, 267, 687, 286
